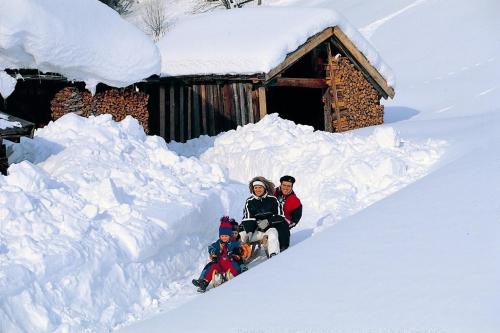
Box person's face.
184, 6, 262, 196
220, 235, 230, 242
253, 185, 265, 197
231, 230, 239, 239
280, 181, 293, 195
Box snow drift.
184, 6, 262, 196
1, 113, 443, 332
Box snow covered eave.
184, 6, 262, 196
151, 73, 266, 84
158, 26, 395, 99
264, 27, 395, 100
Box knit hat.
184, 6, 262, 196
219, 216, 233, 236
252, 180, 265, 188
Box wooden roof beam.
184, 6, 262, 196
332, 27, 395, 99
265, 27, 335, 81
270, 77, 328, 89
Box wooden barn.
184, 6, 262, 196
142, 25, 395, 142
1, 8, 395, 144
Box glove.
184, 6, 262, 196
257, 219, 269, 229
210, 254, 218, 262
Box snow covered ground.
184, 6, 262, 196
1, 0, 500, 332
119, 0, 500, 332
0, 113, 442, 332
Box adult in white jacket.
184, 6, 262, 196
240, 176, 285, 257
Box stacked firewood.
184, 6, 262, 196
335, 57, 384, 131
0, 139, 8, 175
50, 87, 92, 119
51, 87, 149, 132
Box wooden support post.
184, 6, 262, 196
326, 43, 345, 132
187, 86, 192, 140
200, 84, 207, 134
159, 85, 166, 139
216, 84, 224, 132
258, 86, 267, 120
322, 88, 333, 132
222, 84, 232, 129
193, 85, 201, 137
232, 83, 241, 126
246, 84, 254, 124
207, 85, 216, 136
238, 83, 247, 125
169, 84, 175, 141
252, 89, 259, 121
179, 86, 185, 142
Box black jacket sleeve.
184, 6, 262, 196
290, 204, 302, 224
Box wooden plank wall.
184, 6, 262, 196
158, 81, 262, 142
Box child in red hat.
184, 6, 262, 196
192, 216, 242, 292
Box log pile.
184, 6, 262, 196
333, 56, 384, 131
0, 139, 8, 175
51, 87, 149, 132
51, 87, 92, 119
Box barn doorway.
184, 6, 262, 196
266, 86, 325, 130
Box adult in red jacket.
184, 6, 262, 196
274, 175, 302, 250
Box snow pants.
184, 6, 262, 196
198, 262, 215, 281
273, 220, 290, 250
240, 227, 280, 257
204, 258, 240, 281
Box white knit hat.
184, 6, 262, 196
252, 180, 265, 187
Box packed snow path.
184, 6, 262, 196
0, 114, 443, 332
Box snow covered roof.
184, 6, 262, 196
0, 0, 161, 97
157, 7, 395, 89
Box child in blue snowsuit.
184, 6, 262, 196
192, 216, 242, 292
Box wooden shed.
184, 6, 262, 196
0, 11, 395, 144
142, 26, 394, 142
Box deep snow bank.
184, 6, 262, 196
172, 114, 444, 232
0, 114, 238, 332
1, 114, 443, 332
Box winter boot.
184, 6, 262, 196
212, 272, 224, 287
192, 278, 202, 288
196, 279, 209, 293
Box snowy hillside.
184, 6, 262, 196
119, 0, 500, 332
1, 0, 500, 333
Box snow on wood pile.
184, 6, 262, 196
0, 0, 160, 97
157, 6, 394, 87
51, 87, 150, 133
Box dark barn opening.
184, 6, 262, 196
1, 78, 82, 128
265, 45, 328, 131
266, 86, 325, 130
